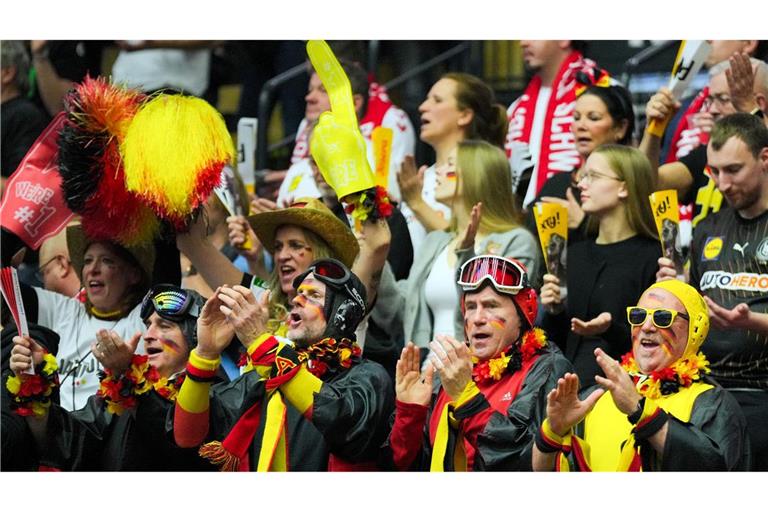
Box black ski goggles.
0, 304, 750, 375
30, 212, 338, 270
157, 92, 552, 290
140, 284, 200, 322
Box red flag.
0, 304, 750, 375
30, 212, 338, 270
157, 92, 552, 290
0, 113, 73, 250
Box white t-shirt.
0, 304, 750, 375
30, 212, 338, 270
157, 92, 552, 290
111, 48, 211, 97
423, 245, 460, 340
34, 287, 146, 411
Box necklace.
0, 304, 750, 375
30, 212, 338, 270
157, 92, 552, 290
296, 337, 362, 378
88, 304, 125, 320
153, 373, 186, 402
620, 351, 711, 400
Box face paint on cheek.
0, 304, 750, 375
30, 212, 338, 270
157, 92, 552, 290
304, 302, 325, 319
160, 339, 180, 354
489, 316, 507, 330
294, 294, 308, 307
445, 171, 457, 181
658, 331, 676, 357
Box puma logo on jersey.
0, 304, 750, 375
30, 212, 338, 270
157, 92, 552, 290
501, 392, 512, 401
733, 242, 749, 257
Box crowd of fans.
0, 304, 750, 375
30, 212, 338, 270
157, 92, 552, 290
1, 39, 767, 472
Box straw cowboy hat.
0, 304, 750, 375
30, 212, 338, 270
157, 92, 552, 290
66, 222, 155, 281
248, 198, 359, 268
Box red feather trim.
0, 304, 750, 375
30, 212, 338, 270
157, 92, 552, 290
69, 76, 145, 139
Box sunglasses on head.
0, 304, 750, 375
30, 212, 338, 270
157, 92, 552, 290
140, 284, 199, 322
457, 256, 528, 294
626, 306, 689, 329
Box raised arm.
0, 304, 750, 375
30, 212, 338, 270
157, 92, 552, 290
7, 335, 50, 449
30, 41, 76, 115
176, 214, 245, 290
397, 156, 450, 232
173, 289, 235, 447
531, 372, 604, 471
638, 87, 694, 197
384, 342, 435, 470
351, 217, 391, 305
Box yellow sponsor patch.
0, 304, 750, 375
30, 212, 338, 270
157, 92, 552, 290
702, 236, 723, 261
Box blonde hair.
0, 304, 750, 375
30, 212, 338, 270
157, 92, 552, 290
267, 226, 335, 322
450, 140, 522, 234
586, 145, 658, 239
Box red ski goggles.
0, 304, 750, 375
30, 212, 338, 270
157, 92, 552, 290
457, 256, 528, 295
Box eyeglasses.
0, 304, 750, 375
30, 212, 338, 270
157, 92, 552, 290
293, 259, 366, 310
141, 284, 200, 322
457, 255, 528, 295
578, 170, 623, 185
34, 255, 67, 282
626, 306, 689, 329
703, 93, 732, 109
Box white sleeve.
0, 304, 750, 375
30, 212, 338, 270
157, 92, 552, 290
33, 287, 85, 330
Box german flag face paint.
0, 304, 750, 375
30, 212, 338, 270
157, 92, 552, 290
160, 338, 180, 354
435, 149, 459, 203
489, 317, 507, 330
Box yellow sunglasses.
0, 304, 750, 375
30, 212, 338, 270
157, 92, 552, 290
626, 307, 689, 329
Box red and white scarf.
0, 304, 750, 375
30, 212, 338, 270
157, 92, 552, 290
505, 51, 599, 197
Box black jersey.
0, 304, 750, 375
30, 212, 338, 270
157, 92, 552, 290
690, 207, 768, 389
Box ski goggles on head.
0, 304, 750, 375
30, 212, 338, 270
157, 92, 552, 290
140, 284, 200, 322
457, 255, 528, 295
626, 307, 689, 329
293, 258, 365, 310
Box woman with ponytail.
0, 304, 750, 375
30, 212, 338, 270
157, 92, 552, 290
397, 72, 510, 249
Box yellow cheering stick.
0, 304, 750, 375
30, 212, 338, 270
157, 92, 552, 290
307, 40, 375, 202
647, 40, 711, 137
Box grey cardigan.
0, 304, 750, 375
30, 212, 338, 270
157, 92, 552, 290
372, 226, 540, 349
